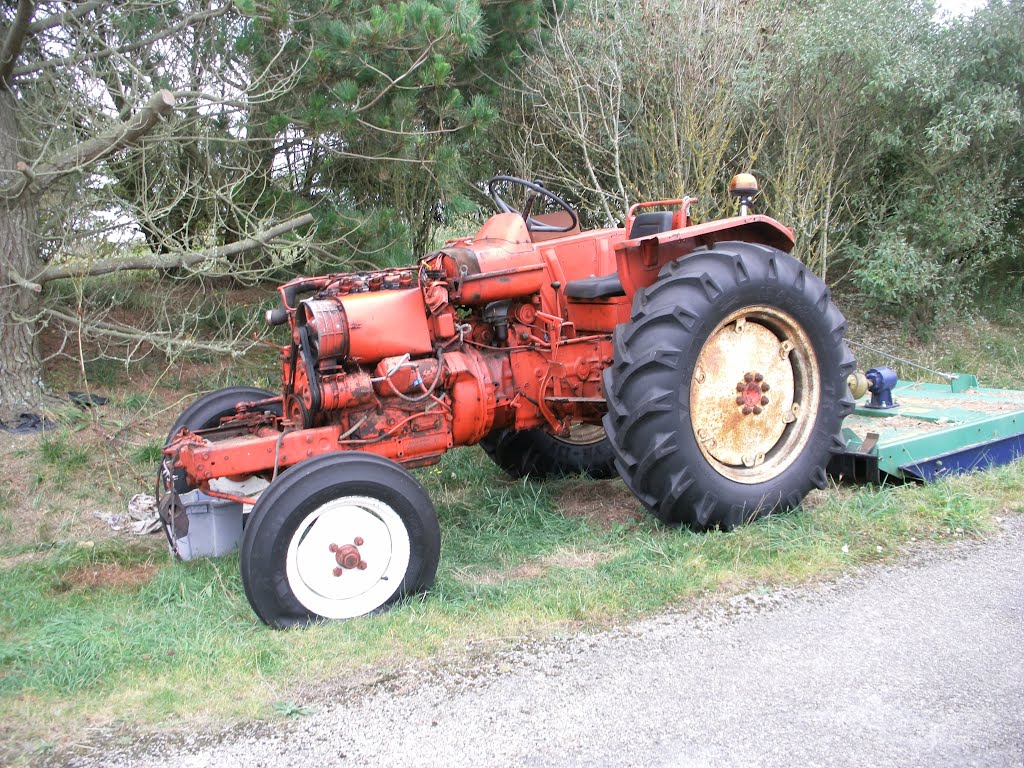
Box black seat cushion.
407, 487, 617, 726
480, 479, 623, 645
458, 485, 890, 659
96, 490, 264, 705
563, 212, 675, 300
564, 273, 625, 299
628, 211, 674, 239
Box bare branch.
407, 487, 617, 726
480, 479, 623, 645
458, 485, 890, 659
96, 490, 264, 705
0, 0, 34, 86
42, 307, 256, 357
28, 1, 102, 34
354, 42, 435, 114
11, 3, 231, 77
30, 213, 315, 285
1, 89, 176, 199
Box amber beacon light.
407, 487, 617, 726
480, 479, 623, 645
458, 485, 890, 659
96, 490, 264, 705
729, 173, 759, 216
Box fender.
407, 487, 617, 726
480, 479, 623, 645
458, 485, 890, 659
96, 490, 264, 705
614, 214, 795, 299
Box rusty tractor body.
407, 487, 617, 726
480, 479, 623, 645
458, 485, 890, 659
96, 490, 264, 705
162, 176, 854, 627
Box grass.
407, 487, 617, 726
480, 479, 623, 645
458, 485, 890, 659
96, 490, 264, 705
2, 296, 1023, 760
2, 444, 1023, 760
845, 310, 1024, 390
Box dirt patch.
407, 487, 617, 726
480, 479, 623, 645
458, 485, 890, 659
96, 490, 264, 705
464, 548, 612, 585
53, 562, 157, 593
0, 550, 48, 571
0, 427, 147, 550
470, 562, 548, 584
555, 479, 646, 530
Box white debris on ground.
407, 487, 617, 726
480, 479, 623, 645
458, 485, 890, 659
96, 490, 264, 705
91, 493, 161, 535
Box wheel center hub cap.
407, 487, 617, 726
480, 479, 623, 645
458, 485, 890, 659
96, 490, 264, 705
329, 540, 367, 574
736, 372, 771, 415
691, 319, 794, 468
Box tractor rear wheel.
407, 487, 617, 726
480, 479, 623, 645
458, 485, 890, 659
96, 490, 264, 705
240, 452, 441, 628
163, 386, 280, 493
480, 424, 617, 479
602, 242, 854, 530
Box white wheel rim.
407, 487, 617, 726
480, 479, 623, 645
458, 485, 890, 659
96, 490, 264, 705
285, 495, 411, 619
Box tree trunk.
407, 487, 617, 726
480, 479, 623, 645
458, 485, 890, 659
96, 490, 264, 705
0, 87, 47, 418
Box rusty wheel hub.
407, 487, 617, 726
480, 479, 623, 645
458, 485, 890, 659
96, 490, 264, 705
329, 538, 367, 576
690, 307, 820, 484
735, 371, 771, 415
551, 422, 607, 446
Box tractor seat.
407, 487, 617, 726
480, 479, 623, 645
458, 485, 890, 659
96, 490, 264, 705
564, 273, 625, 299
563, 211, 675, 300
628, 211, 674, 240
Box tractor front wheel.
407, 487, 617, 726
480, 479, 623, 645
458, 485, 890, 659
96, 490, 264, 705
480, 424, 617, 479
163, 386, 281, 493
602, 242, 854, 530
240, 452, 441, 628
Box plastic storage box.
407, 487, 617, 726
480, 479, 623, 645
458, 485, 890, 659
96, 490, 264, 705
171, 489, 244, 560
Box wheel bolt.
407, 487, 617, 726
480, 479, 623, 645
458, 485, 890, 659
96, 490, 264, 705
354, 537, 364, 546
329, 543, 339, 553
760, 396, 770, 406
333, 567, 343, 577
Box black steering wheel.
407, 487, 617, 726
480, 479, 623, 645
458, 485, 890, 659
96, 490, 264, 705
487, 175, 579, 233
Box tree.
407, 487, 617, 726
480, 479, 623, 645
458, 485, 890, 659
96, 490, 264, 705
486, 0, 779, 228
0, 0, 547, 418
842, 0, 1024, 314
0, 1, 314, 418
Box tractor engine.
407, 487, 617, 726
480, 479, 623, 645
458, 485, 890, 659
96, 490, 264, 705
169, 232, 612, 487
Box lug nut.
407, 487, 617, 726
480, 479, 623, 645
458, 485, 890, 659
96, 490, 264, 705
761, 382, 770, 392
357, 561, 367, 570
333, 567, 343, 577
354, 537, 364, 546
742, 406, 752, 415
744, 372, 754, 383
329, 544, 339, 553
736, 383, 744, 393
753, 406, 763, 415
754, 373, 764, 382
760, 396, 770, 406
736, 396, 745, 406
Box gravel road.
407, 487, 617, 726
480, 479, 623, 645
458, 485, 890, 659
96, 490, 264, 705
69, 518, 1024, 768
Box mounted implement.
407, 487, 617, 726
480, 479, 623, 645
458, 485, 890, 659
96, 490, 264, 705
161, 174, 855, 627
832, 369, 1024, 484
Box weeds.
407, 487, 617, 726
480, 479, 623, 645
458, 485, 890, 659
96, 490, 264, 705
272, 701, 318, 719
132, 443, 165, 467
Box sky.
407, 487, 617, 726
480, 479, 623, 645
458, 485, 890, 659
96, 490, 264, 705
933, 0, 988, 16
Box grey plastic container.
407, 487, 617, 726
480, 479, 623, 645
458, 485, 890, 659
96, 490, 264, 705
172, 489, 244, 560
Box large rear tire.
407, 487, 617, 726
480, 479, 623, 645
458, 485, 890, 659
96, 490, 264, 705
240, 452, 441, 628
163, 386, 280, 493
602, 242, 854, 530
480, 424, 617, 479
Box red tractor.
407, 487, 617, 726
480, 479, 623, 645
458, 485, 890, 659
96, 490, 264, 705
161, 174, 854, 628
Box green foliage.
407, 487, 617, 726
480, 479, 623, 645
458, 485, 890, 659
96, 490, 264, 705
847, 232, 942, 315
230, 0, 550, 257
835, 0, 1024, 309
487, 0, 1023, 323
